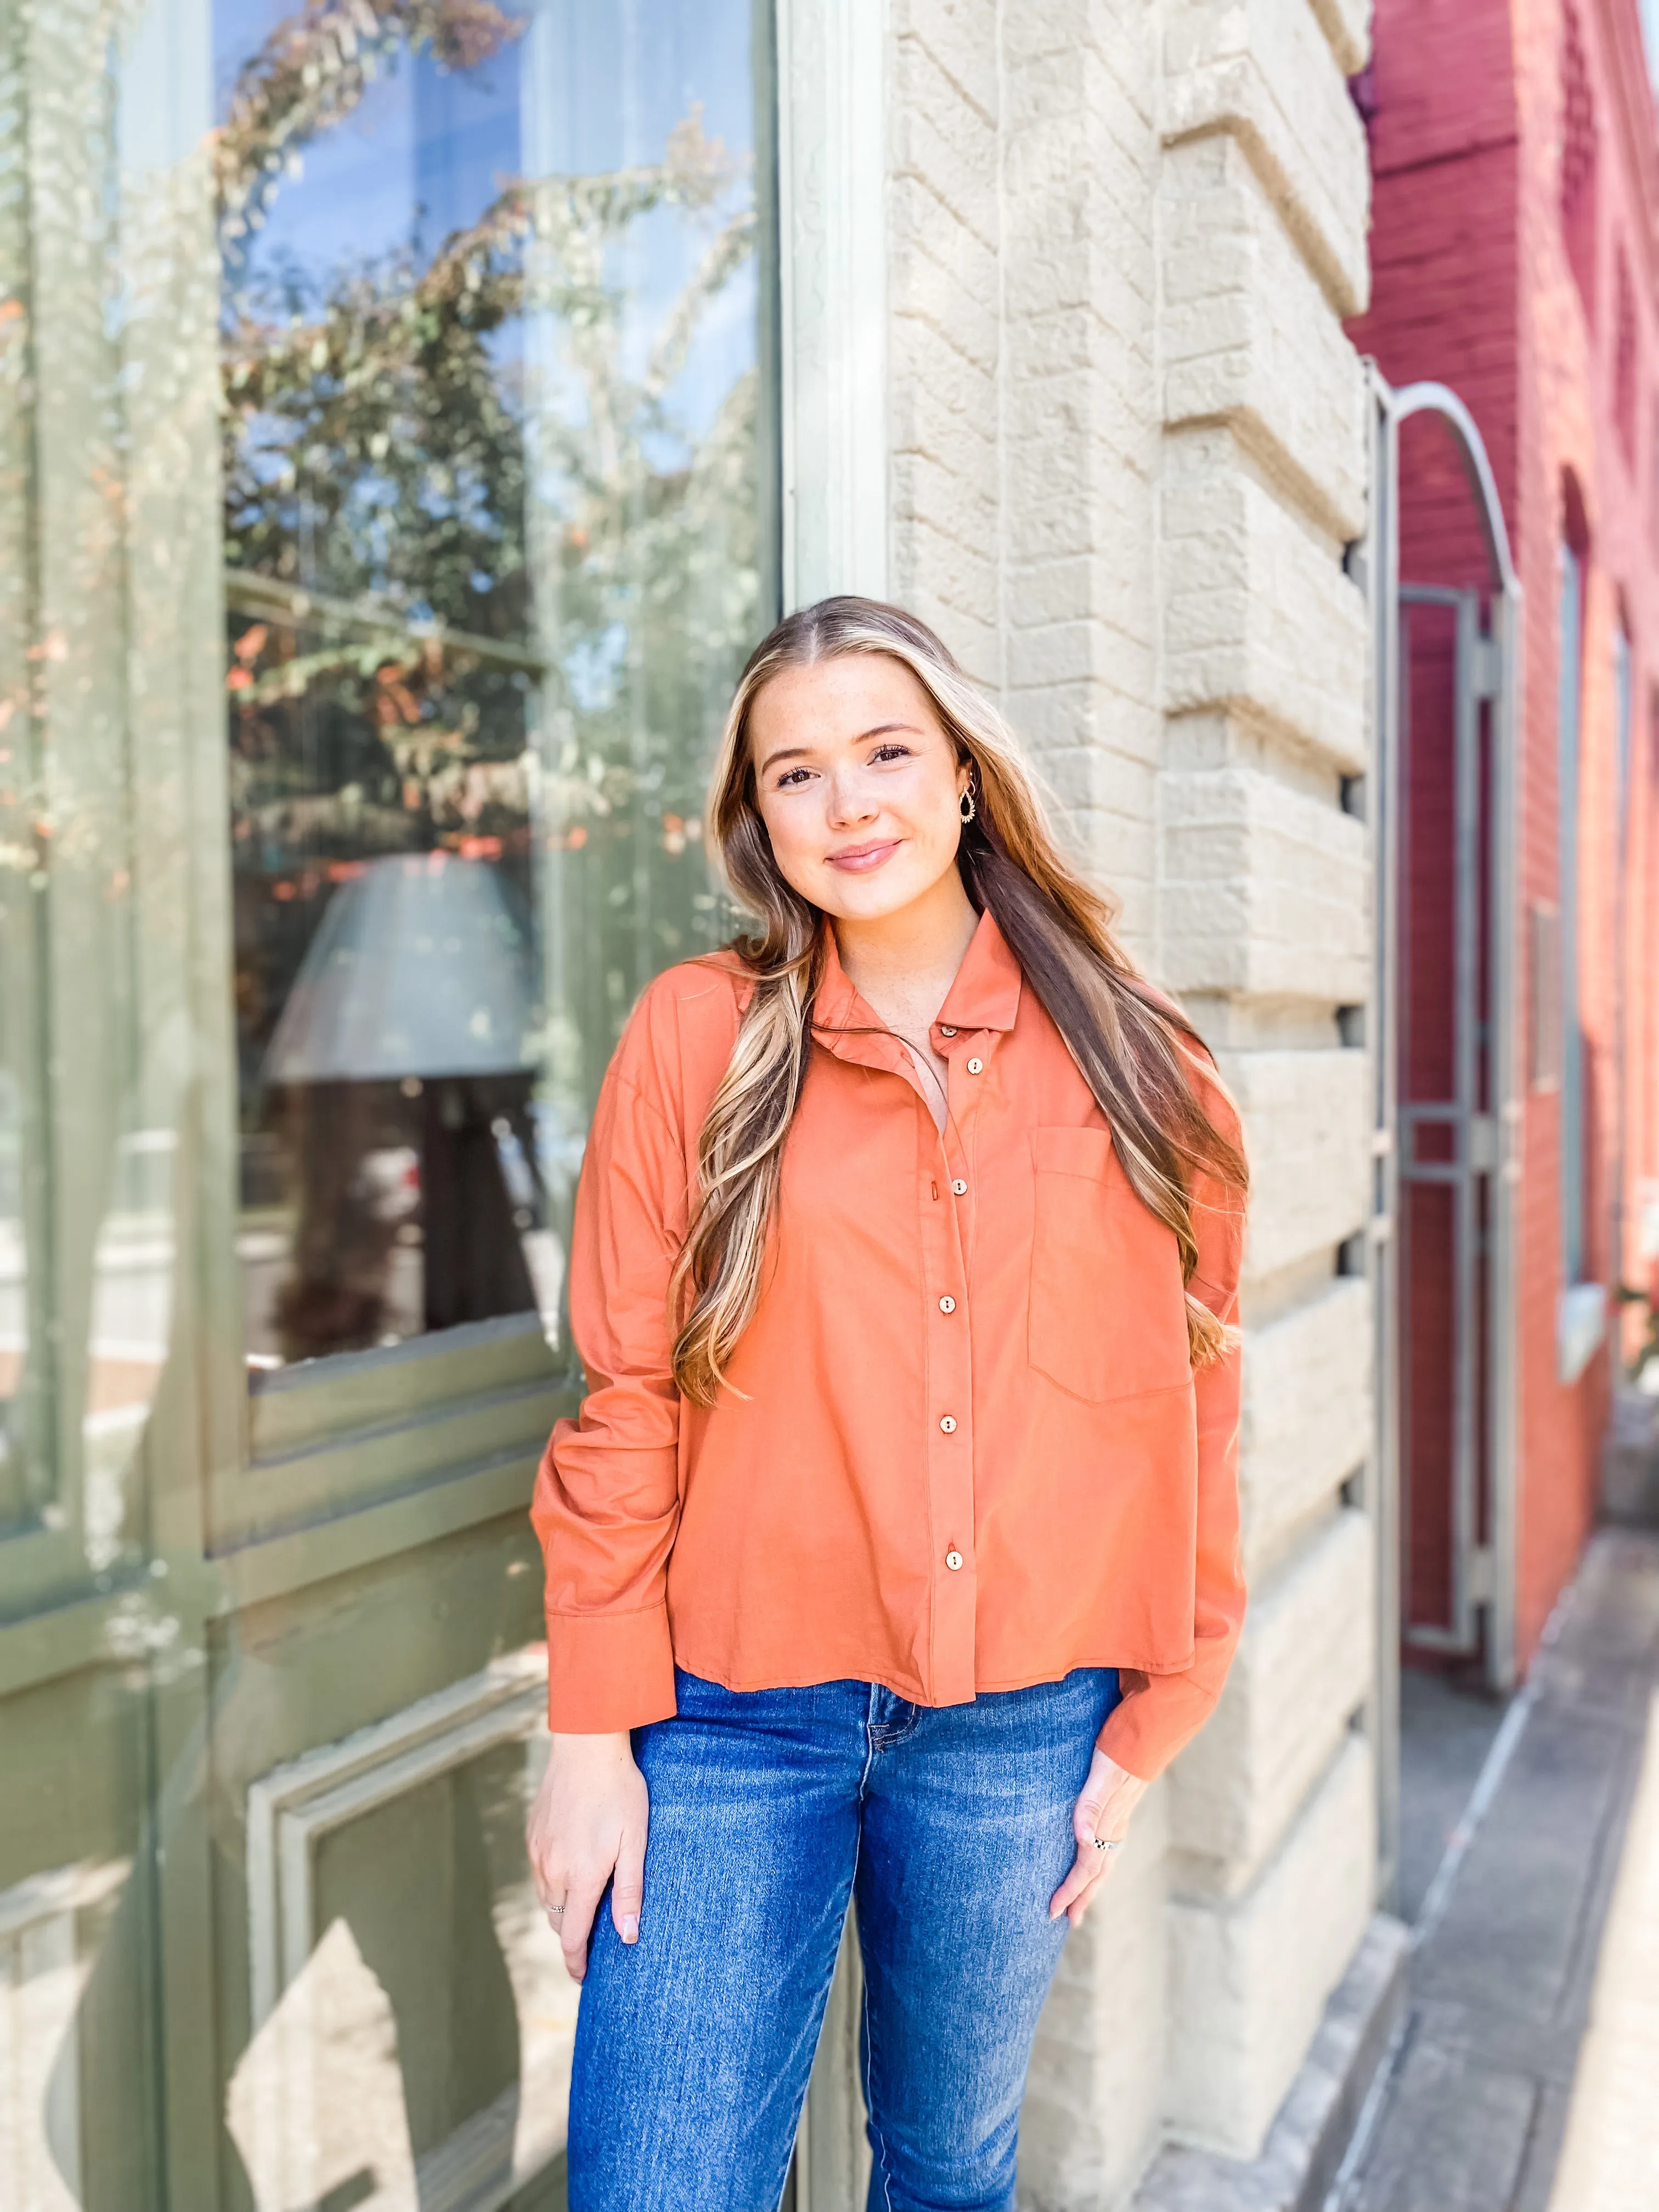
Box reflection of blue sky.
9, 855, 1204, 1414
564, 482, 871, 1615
213, 0, 757, 447
216, 0, 527, 275
563, 620, 630, 712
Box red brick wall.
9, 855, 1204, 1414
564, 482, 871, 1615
1351, 0, 1659, 1671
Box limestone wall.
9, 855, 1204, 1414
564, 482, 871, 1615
883, 0, 1379, 2195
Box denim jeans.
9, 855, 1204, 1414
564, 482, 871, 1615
567, 1664, 1121, 2212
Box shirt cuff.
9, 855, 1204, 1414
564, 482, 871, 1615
544, 1602, 679, 1733
1095, 1668, 1210, 1782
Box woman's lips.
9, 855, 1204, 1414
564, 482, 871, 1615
826, 839, 901, 873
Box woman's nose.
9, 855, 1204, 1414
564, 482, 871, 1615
825, 773, 878, 828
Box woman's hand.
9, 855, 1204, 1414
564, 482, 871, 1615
525, 1731, 650, 1983
1049, 1747, 1148, 1927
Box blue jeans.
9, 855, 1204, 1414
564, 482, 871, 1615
567, 1665, 1120, 2211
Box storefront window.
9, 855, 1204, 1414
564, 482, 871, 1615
221, 0, 771, 1369
0, 2, 775, 2204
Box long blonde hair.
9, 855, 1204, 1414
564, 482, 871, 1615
668, 596, 1248, 1406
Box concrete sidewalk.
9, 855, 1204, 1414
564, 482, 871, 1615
1331, 1529, 1659, 2212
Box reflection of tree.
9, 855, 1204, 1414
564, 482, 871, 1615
216, 0, 526, 256
218, 0, 763, 1063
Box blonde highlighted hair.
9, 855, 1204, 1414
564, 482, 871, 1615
668, 596, 1248, 1407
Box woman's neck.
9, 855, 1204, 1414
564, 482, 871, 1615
832, 868, 981, 1033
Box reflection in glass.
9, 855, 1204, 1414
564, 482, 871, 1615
0, 3, 772, 2207
221, 0, 769, 1368
224, 1654, 574, 2210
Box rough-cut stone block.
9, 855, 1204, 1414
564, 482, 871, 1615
890, 35, 999, 251
1022, 1780, 1170, 2210
1165, 1735, 1377, 2158
1162, 0, 1371, 316
1239, 1276, 1372, 1576
1136, 1914, 1408, 2212
1170, 1509, 1374, 1891
889, 312, 998, 447
1159, 764, 1368, 1002
1161, 427, 1368, 771
889, 182, 1001, 329
890, 0, 1000, 129
1217, 1048, 1369, 1280
1161, 131, 1367, 538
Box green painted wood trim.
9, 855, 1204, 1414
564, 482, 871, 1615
0, 1441, 565, 1698
151, 1656, 222, 2205
0, 1521, 92, 1615
248, 1311, 565, 1461
0, 1584, 148, 1699
204, 1451, 555, 1613
215, 1375, 573, 1550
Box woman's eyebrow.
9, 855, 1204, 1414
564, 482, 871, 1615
757, 723, 925, 777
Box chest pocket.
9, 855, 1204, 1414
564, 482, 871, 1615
1029, 1126, 1192, 1402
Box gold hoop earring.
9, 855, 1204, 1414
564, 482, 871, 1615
959, 784, 977, 826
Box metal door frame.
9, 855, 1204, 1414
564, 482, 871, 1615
1397, 582, 1494, 1660
1362, 368, 1522, 1907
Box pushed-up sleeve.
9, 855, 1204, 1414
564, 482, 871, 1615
531, 1027, 691, 1734
1097, 1087, 1248, 1782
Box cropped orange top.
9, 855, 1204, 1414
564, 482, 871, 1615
531, 910, 1246, 1780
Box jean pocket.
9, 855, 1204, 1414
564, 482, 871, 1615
1028, 1126, 1190, 1402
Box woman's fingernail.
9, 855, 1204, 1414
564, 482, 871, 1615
622, 1914, 639, 1943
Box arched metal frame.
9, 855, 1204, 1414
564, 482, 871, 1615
1362, 368, 1523, 1906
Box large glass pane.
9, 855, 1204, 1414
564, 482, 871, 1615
221, 0, 771, 1370
0, 2, 775, 2205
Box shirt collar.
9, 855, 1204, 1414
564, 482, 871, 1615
811, 907, 1023, 1043
936, 909, 1023, 1034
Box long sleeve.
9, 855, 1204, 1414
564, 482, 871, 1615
1097, 1093, 1248, 1782
531, 1039, 691, 1733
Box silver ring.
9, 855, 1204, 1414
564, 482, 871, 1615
546, 1903, 566, 1917
1093, 1836, 1121, 1854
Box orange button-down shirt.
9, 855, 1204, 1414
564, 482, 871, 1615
532, 911, 1246, 1780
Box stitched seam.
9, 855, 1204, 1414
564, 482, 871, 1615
861, 1955, 896, 2212
859, 1683, 880, 1798
773, 1866, 861, 2208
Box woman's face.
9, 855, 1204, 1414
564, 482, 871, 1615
747, 653, 971, 924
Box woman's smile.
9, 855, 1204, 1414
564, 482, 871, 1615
826, 837, 904, 872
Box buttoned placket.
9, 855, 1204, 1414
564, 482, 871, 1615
810, 937, 1019, 1709
916, 1017, 1002, 1706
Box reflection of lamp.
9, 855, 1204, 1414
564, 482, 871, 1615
262, 854, 543, 1357
264, 852, 536, 1084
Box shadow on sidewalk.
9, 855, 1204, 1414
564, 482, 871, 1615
1334, 1527, 1659, 2212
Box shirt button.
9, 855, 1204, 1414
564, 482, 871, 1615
939, 1025, 957, 1037
945, 1549, 964, 1571
939, 1414, 957, 1434
939, 1295, 956, 1313
966, 1057, 983, 1074
950, 1178, 967, 1195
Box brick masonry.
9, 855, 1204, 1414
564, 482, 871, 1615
1348, 0, 1659, 1679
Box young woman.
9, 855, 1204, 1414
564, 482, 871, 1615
527, 597, 1248, 2211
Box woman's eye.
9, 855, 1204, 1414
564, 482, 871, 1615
775, 766, 812, 788
871, 743, 911, 764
